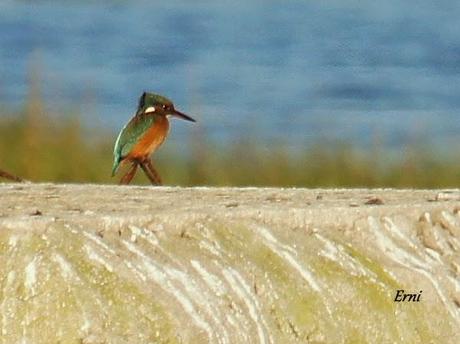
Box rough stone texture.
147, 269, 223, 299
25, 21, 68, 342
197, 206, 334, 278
1, 184, 460, 343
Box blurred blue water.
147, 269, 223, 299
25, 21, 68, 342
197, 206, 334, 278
0, 0, 459, 151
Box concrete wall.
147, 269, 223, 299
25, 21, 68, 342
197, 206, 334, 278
1, 184, 459, 343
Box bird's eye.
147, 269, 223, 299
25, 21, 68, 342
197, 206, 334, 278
162, 104, 168, 110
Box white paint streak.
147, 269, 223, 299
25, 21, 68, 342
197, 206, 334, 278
442, 211, 460, 236
24, 258, 37, 296
256, 226, 297, 255
383, 217, 419, 251
130, 227, 232, 343
130, 225, 159, 246
81, 231, 117, 256
84, 245, 114, 272
166, 266, 230, 344
8, 235, 18, 248
368, 216, 460, 324
370, 217, 424, 268
198, 240, 220, 256
52, 253, 76, 280
223, 268, 270, 344
425, 248, 442, 263
317, 234, 367, 276
316, 234, 386, 289
52, 252, 111, 321
81, 317, 91, 332
122, 240, 215, 342
124, 259, 148, 282
83, 229, 147, 282
6, 271, 16, 286
210, 260, 250, 342
191, 260, 227, 296
256, 226, 320, 292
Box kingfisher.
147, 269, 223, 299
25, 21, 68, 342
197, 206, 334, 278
112, 92, 196, 185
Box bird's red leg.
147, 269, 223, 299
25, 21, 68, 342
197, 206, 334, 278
139, 162, 156, 185
145, 158, 162, 185
119, 162, 138, 185
138, 158, 162, 185
140, 160, 161, 186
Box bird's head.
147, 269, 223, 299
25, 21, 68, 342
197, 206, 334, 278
136, 92, 196, 122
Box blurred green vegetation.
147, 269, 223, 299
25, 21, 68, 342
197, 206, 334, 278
0, 87, 459, 188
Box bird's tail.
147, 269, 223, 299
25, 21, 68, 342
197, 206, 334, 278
111, 158, 121, 177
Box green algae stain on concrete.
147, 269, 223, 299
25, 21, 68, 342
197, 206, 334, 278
202, 222, 339, 341
0, 225, 178, 344
343, 244, 400, 289
1, 219, 458, 343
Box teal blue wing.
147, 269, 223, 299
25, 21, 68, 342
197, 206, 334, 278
112, 114, 156, 176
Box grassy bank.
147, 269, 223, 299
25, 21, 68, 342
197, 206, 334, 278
0, 92, 459, 187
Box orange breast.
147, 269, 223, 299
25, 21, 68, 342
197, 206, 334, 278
128, 116, 169, 160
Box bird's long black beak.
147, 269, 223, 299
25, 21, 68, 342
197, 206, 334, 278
172, 109, 196, 122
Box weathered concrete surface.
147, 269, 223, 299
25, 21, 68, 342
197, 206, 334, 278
1, 184, 460, 343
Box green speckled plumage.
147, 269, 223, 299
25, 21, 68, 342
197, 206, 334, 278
111, 114, 158, 176
111, 93, 174, 176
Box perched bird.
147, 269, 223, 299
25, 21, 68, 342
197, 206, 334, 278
112, 92, 196, 185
